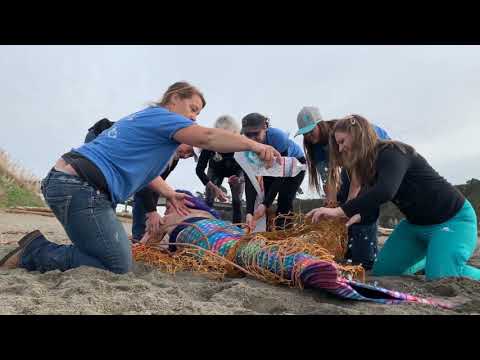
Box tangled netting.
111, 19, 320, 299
132, 214, 453, 309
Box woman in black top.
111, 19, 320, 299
307, 116, 479, 281
195, 115, 245, 224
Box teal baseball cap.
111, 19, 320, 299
295, 106, 323, 137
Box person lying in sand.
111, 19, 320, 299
133, 189, 455, 310
139, 190, 221, 251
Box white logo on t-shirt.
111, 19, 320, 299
107, 126, 118, 138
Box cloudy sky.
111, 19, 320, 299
0, 45, 479, 199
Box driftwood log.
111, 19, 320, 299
6, 207, 132, 221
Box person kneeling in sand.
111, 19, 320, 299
306, 115, 479, 281
0, 81, 281, 274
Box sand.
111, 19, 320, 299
0, 210, 479, 315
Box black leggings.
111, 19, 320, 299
245, 170, 306, 228
205, 167, 244, 224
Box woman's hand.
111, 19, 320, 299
165, 191, 193, 216
246, 213, 257, 231
145, 211, 164, 235
251, 142, 282, 169
207, 181, 228, 202
346, 214, 362, 227
306, 206, 345, 223
253, 204, 266, 220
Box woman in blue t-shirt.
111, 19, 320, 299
241, 113, 306, 230
0, 82, 282, 274
295, 107, 391, 270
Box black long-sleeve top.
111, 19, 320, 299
341, 145, 465, 226
195, 150, 243, 186
337, 170, 380, 225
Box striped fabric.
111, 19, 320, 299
174, 218, 453, 309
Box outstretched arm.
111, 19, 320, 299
174, 125, 281, 168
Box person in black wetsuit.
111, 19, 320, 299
241, 113, 306, 230
307, 115, 479, 281
195, 115, 244, 224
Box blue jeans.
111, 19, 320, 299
20, 169, 132, 274
345, 222, 378, 270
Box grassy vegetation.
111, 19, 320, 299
0, 175, 44, 208
0, 149, 45, 208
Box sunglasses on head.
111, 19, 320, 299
342, 114, 357, 125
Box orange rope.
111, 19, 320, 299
133, 214, 365, 285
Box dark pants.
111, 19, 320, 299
344, 222, 378, 270
131, 191, 159, 241
205, 168, 244, 224
20, 169, 132, 274
264, 170, 306, 229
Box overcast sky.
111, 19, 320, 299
0, 45, 479, 199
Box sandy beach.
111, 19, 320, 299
0, 210, 479, 315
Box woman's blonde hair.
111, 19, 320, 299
152, 81, 206, 108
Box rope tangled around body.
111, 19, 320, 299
132, 213, 365, 287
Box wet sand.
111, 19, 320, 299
0, 210, 479, 315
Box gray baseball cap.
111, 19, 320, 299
295, 106, 323, 137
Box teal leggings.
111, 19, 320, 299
372, 200, 480, 281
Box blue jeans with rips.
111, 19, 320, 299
20, 168, 132, 274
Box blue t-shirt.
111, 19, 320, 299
74, 106, 194, 204
265, 127, 304, 159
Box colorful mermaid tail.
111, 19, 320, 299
149, 218, 453, 309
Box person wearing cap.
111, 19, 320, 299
296, 108, 391, 270
0, 82, 281, 274
306, 115, 479, 281
196, 115, 245, 224
241, 113, 306, 230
